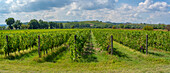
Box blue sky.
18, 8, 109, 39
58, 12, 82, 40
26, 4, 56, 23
0, 0, 170, 24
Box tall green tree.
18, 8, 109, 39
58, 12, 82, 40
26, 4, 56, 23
39, 20, 49, 29
55, 23, 59, 28
39, 19, 43, 29
59, 23, 63, 29
5, 18, 15, 29
49, 22, 56, 29
28, 19, 40, 29
13, 20, 22, 29
119, 24, 124, 28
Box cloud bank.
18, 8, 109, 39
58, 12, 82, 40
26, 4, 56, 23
0, 0, 170, 24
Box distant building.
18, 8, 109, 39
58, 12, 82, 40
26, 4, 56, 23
90, 24, 94, 27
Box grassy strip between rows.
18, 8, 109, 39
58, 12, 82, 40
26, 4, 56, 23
33, 44, 68, 63
0, 46, 37, 60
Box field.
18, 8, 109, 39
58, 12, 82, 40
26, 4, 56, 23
0, 29, 170, 73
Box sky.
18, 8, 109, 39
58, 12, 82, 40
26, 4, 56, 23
0, 0, 170, 24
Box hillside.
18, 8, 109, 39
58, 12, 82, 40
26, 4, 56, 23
64, 21, 113, 28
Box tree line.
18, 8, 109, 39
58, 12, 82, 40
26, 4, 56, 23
1, 18, 170, 31
4, 18, 64, 30
113, 23, 167, 29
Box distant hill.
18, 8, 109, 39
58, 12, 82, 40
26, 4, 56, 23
63, 21, 114, 28
105, 22, 122, 25
22, 21, 79, 25
0, 24, 7, 26
52, 21, 79, 23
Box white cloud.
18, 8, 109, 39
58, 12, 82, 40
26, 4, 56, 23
137, 0, 153, 12
70, 0, 116, 10
118, 4, 133, 11
0, 0, 170, 24
148, 2, 169, 11
137, 0, 170, 12
5, 0, 13, 4
3, 0, 117, 13
139, 0, 153, 6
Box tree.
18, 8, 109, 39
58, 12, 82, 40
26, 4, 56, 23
39, 20, 49, 29
119, 24, 124, 28
124, 25, 130, 29
13, 20, 22, 29
5, 18, 15, 29
112, 26, 116, 29
49, 22, 56, 29
59, 23, 63, 29
55, 23, 59, 28
28, 19, 40, 29
39, 19, 43, 29
166, 25, 170, 31
21, 24, 29, 29
71, 25, 74, 29
42, 21, 49, 29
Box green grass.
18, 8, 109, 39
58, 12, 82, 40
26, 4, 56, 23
0, 30, 169, 73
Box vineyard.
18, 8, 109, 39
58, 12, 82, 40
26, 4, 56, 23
0, 29, 169, 72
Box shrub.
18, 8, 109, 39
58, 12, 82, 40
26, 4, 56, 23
112, 26, 116, 29
0, 49, 4, 55
143, 26, 153, 31
71, 26, 74, 29
166, 25, 170, 31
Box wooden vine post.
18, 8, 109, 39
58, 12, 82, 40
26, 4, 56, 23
38, 35, 41, 58
146, 34, 148, 55
6, 35, 9, 56
111, 35, 113, 55
74, 35, 77, 59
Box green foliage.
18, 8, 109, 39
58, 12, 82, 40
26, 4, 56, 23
0, 26, 5, 30
39, 20, 49, 29
112, 26, 116, 29
93, 29, 170, 51
13, 20, 22, 29
0, 29, 170, 73
71, 26, 74, 29
33, 57, 45, 63
119, 24, 124, 28
124, 25, 131, 29
67, 30, 91, 61
109, 23, 166, 29
3, 33, 37, 56
166, 25, 170, 31
49, 22, 63, 29
143, 26, 154, 31
21, 24, 29, 29
0, 29, 76, 56
64, 21, 112, 28
49, 22, 55, 29
59, 23, 63, 29
93, 30, 110, 52
40, 31, 72, 55
42, 46, 67, 62
28, 19, 40, 29
5, 18, 15, 29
